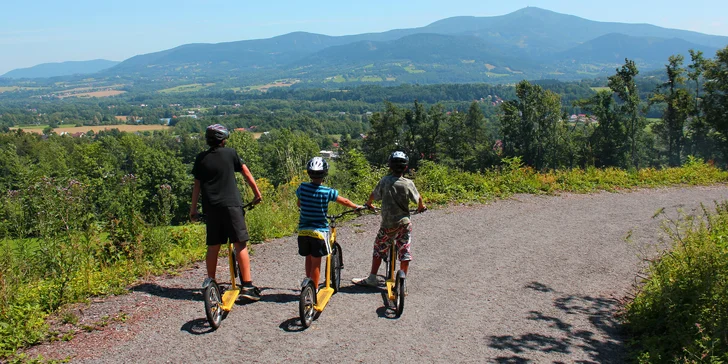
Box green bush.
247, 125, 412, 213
625, 202, 728, 362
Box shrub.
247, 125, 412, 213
625, 202, 728, 362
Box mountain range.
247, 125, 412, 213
1, 60, 119, 79
3, 7, 727, 85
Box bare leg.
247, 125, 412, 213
307, 256, 322, 288
305, 256, 312, 278
400, 260, 410, 275
233, 241, 252, 283
206, 245, 221, 279
370, 256, 382, 275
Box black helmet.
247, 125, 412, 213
205, 124, 229, 146
307, 157, 329, 179
388, 151, 409, 172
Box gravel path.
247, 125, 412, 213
24, 186, 728, 363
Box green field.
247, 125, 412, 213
0, 86, 43, 93
11, 124, 48, 129
590, 87, 611, 92
360, 76, 384, 82
404, 65, 425, 74
159, 83, 214, 93
486, 72, 509, 78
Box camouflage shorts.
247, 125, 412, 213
373, 223, 412, 262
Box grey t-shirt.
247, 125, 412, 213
372, 175, 420, 228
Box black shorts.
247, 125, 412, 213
205, 206, 249, 246
298, 230, 330, 258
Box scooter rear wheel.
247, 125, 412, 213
299, 283, 316, 328
204, 281, 224, 330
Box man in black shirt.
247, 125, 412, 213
190, 124, 263, 300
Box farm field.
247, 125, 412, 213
11, 124, 171, 134
159, 83, 215, 93
0, 86, 43, 93
62, 90, 126, 98
242, 79, 299, 92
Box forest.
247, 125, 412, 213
1, 46, 728, 361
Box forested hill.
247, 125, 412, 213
89, 7, 727, 85
1, 60, 119, 79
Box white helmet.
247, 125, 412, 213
306, 157, 329, 178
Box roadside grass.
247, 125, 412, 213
0, 224, 206, 359
2, 157, 727, 360
624, 202, 728, 362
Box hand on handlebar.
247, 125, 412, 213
189, 208, 199, 222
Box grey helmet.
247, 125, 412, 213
205, 124, 229, 146
307, 157, 329, 178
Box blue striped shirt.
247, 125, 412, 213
296, 182, 339, 231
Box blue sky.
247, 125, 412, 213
1, 0, 726, 74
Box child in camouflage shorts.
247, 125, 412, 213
352, 151, 426, 287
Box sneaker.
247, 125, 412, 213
352, 275, 378, 287
202, 277, 215, 289
240, 285, 261, 301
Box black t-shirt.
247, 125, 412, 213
192, 147, 244, 209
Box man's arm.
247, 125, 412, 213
241, 164, 263, 204
190, 179, 201, 221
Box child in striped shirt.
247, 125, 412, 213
296, 157, 360, 291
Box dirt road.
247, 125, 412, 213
26, 186, 728, 363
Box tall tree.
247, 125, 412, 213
686, 49, 712, 159
608, 59, 643, 168
500, 80, 562, 170
465, 101, 486, 147
421, 103, 445, 162
650, 55, 693, 166
703, 46, 728, 164
444, 111, 470, 169
576, 91, 627, 167
362, 102, 404, 166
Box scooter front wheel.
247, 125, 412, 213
394, 272, 406, 318
299, 282, 316, 328
204, 281, 224, 329
331, 243, 343, 293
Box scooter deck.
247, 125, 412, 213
314, 287, 334, 311
221, 288, 240, 311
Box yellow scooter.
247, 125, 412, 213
299, 207, 365, 328
199, 202, 255, 330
